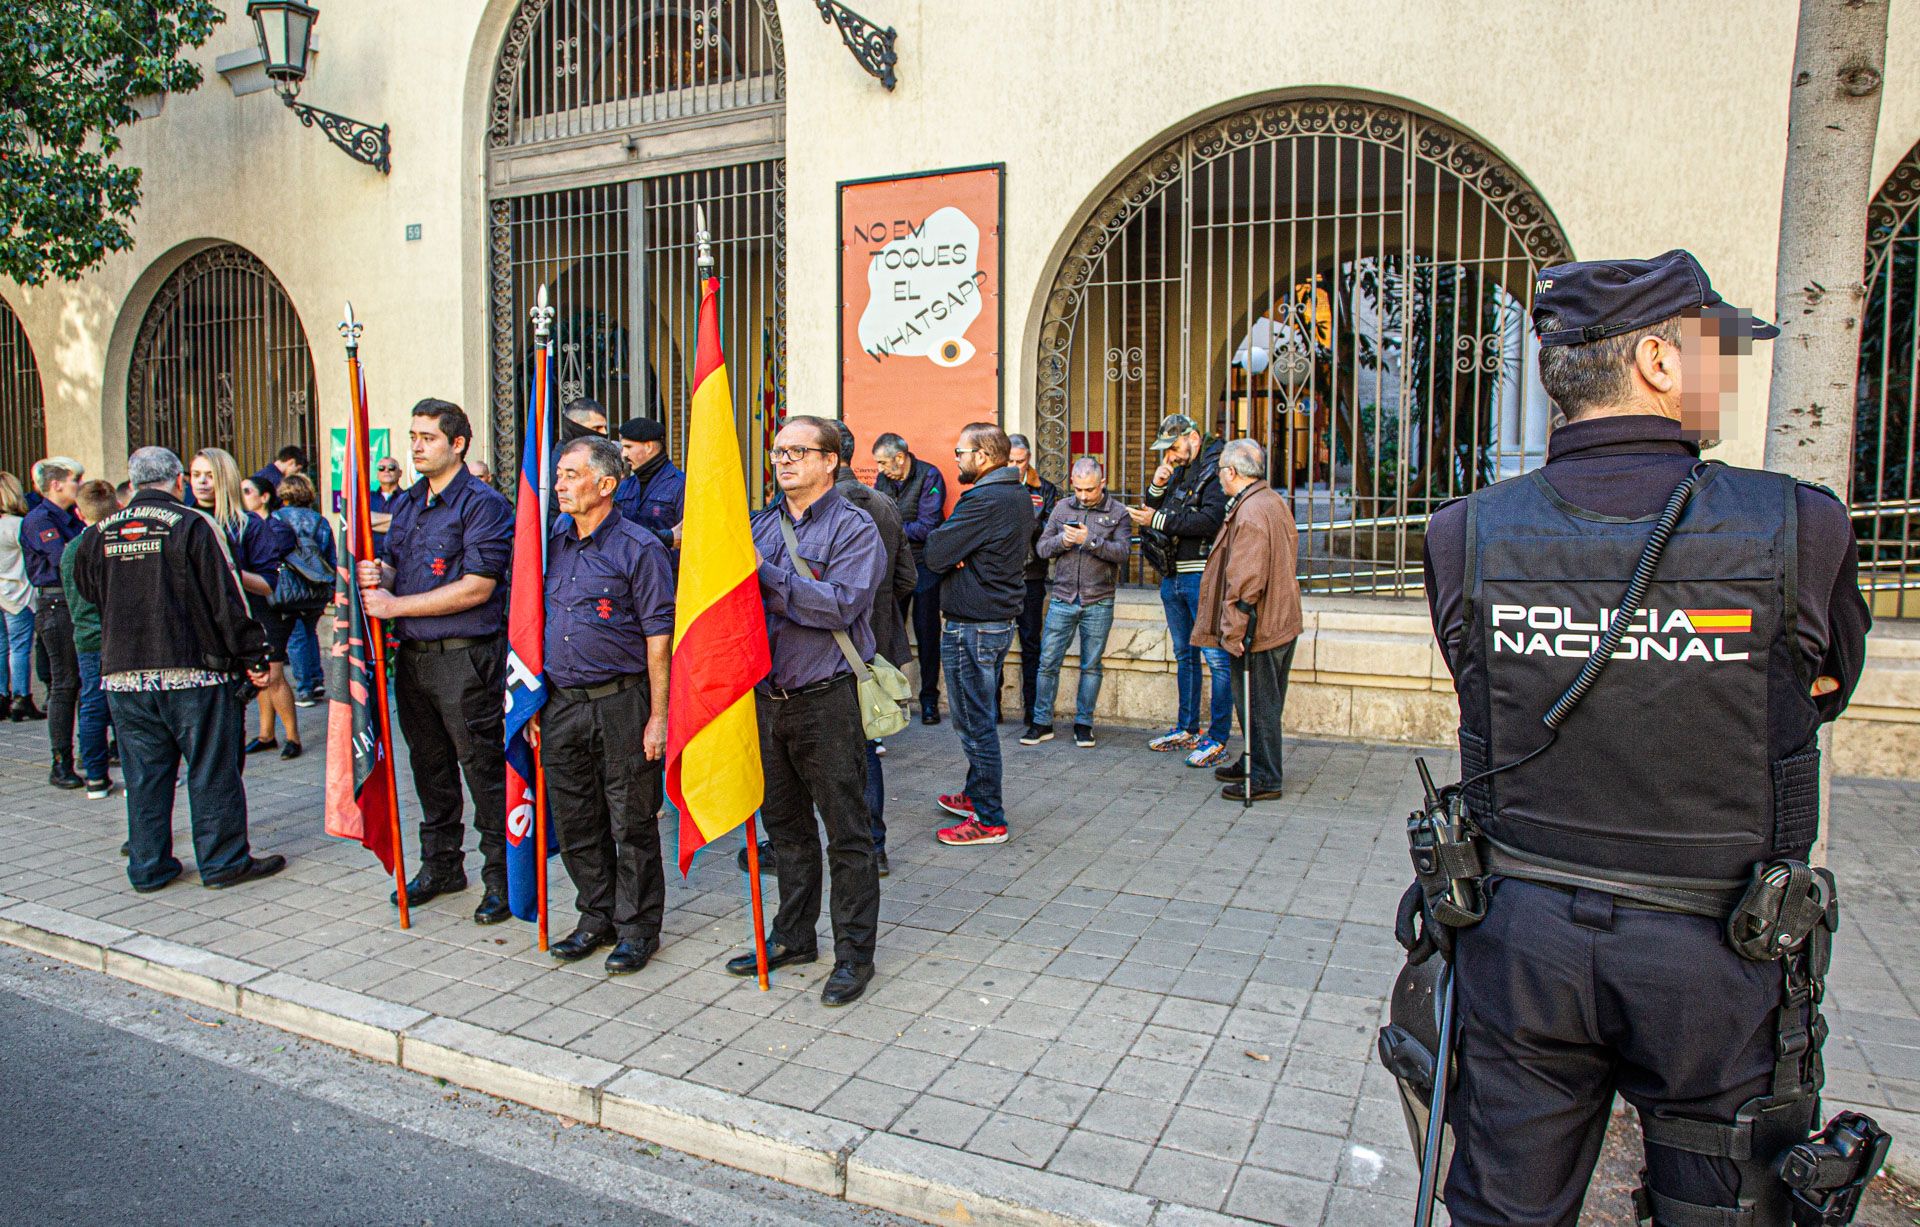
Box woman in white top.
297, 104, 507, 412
0, 472, 42, 720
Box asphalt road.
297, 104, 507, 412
0, 946, 886, 1227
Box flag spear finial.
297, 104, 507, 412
339, 302, 362, 354
530, 284, 554, 343
695, 205, 713, 274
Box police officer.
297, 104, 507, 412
542, 436, 674, 975
358, 399, 517, 924
613, 416, 684, 556
23, 457, 85, 788
872, 433, 947, 723
1411, 251, 1873, 1225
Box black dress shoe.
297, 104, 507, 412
1221, 781, 1283, 802
204, 854, 287, 890
243, 737, 278, 755
920, 708, 941, 725
725, 941, 817, 977
604, 937, 659, 975
280, 740, 303, 760
550, 928, 614, 961
821, 960, 874, 1007
472, 893, 511, 925
875, 850, 890, 878
734, 840, 777, 874
1215, 756, 1247, 782
391, 868, 467, 906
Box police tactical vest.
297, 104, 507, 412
1457, 465, 1822, 882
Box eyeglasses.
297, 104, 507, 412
769, 446, 832, 463
954, 447, 979, 458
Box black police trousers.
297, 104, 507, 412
1446, 878, 1806, 1226
758, 674, 879, 966
394, 637, 508, 888
542, 679, 665, 942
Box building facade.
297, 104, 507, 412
7, 0, 1920, 770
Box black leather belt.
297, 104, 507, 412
552, 672, 646, 702
398, 635, 494, 654
1482, 841, 1748, 920
760, 672, 852, 701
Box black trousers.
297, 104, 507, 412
758, 675, 879, 965
1228, 638, 1295, 792
903, 557, 942, 709
543, 680, 665, 942
34, 593, 78, 761
111, 682, 253, 890
1446, 878, 1810, 1226
394, 637, 508, 887
1015, 577, 1048, 722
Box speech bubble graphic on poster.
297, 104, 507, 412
858, 206, 984, 366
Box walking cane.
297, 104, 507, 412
1239, 602, 1257, 810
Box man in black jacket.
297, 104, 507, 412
924, 423, 1029, 847
873, 433, 947, 723
1129, 413, 1233, 767
1006, 434, 1060, 725
74, 446, 285, 894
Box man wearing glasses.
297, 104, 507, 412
728, 416, 887, 1007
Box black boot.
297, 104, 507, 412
13, 695, 45, 722
48, 752, 82, 790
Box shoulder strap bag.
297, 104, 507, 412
776, 512, 912, 738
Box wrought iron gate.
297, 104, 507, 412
126, 246, 317, 474
1036, 99, 1571, 594
1856, 137, 1920, 616
487, 0, 785, 499
0, 297, 45, 483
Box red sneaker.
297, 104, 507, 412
936, 793, 975, 819
937, 817, 1009, 846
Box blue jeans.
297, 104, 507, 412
865, 739, 886, 851
110, 682, 254, 890
1031, 597, 1115, 728
285, 607, 325, 697
941, 619, 1013, 827
4, 604, 32, 696
76, 650, 110, 782
1160, 573, 1233, 743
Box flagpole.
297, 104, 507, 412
531, 288, 555, 953
342, 303, 409, 931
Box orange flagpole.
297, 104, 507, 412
532, 720, 548, 951
743, 815, 769, 990
344, 329, 409, 931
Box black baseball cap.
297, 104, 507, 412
618, 417, 666, 444
1531, 249, 1780, 348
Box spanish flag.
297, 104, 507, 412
667, 274, 771, 873
1683, 608, 1754, 634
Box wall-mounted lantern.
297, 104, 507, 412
247, 0, 392, 174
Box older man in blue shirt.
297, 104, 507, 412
358, 400, 516, 923
541, 437, 675, 975
723, 415, 886, 1007
23, 458, 86, 788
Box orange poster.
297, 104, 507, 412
839, 165, 1003, 509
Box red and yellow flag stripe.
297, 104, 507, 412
667, 276, 771, 873
1682, 608, 1753, 634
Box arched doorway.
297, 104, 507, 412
487, 0, 785, 500
126, 245, 318, 474
1036, 98, 1570, 595
0, 297, 46, 483
1855, 137, 1920, 617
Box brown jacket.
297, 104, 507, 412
1191, 479, 1301, 656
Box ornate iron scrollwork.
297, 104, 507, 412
815, 1, 896, 91
284, 94, 392, 174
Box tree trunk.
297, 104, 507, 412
1766, 0, 1889, 865
1765, 0, 1889, 489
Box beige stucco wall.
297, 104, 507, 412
3, 0, 1919, 770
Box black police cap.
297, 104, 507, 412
1531, 249, 1781, 348
619, 417, 666, 444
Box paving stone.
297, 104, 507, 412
1132, 1146, 1238, 1211
1078, 1090, 1178, 1145
890, 1094, 990, 1149
1225, 1165, 1333, 1226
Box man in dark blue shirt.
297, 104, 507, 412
358, 400, 516, 923
367, 455, 404, 556
872, 433, 947, 723
23, 458, 86, 788
250, 444, 310, 495
540, 437, 674, 975
613, 417, 685, 559
723, 415, 886, 1008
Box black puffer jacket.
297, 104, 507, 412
1142, 438, 1227, 576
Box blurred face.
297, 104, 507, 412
375, 458, 401, 488
771, 424, 838, 498
1070, 471, 1106, 506
240, 479, 271, 514
411, 415, 463, 478
188, 456, 216, 507
875, 449, 911, 482
1672, 314, 1744, 442
553, 449, 616, 518
622, 438, 662, 472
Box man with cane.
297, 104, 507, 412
1191, 438, 1298, 802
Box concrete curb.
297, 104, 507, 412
0, 901, 1225, 1227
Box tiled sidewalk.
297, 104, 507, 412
0, 711, 1913, 1225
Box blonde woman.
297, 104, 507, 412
0, 472, 41, 720
190, 450, 298, 757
